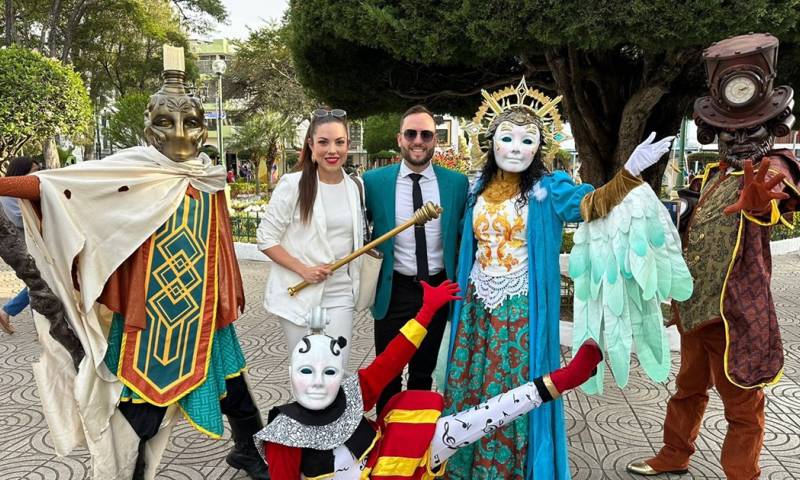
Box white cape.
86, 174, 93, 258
20, 146, 225, 479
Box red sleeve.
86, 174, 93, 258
0, 176, 41, 200
357, 321, 424, 411
265, 441, 301, 479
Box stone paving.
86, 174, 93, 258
1, 254, 799, 479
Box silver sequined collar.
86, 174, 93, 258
253, 375, 363, 450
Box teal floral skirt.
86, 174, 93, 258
443, 282, 530, 479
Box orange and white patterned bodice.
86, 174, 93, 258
470, 173, 529, 308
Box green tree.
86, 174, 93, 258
286, 1, 800, 186
106, 92, 150, 149
553, 148, 573, 172
0, 46, 91, 170
363, 112, 401, 155
227, 22, 313, 118
1, 0, 226, 61
229, 112, 297, 195
73, 0, 198, 104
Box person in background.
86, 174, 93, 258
0, 156, 40, 334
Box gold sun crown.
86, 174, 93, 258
466, 77, 564, 169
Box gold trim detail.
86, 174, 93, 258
719, 212, 783, 389
465, 77, 564, 169
400, 319, 428, 348
382, 408, 441, 425
542, 374, 561, 399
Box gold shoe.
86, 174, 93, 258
626, 460, 688, 476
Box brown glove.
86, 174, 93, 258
723, 159, 789, 216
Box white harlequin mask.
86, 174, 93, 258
289, 334, 346, 410
493, 121, 541, 173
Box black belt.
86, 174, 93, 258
393, 270, 446, 284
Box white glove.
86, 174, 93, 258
624, 132, 675, 177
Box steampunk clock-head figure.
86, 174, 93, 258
144, 46, 208, 163
694, 33, 795, 168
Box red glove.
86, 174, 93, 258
549, 340, 603, 394
415, 280, 462, 328
723, 159, 789, 216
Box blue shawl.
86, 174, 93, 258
446, 171, 593, 479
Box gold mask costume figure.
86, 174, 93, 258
0, 46, 268, 480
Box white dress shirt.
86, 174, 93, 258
394, 161, 443, 276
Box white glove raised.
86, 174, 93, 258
624, 132, 675, 177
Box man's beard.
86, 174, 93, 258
400, 144, 435, 166
721, 140, 772, 169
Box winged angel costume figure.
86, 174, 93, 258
442, 78, 694, 479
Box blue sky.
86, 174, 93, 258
212, 0, 289, 40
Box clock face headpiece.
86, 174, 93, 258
694, 33, 794, 144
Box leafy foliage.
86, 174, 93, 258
0, 46, 91, 168
286, 1, 800, 184
106, 92, 150, 148
72, 0, 198, 107
432, 148, 470, 174
363, 112, 401, 155
553, 148, 573, 171
227, 23, 313, 117
229, 111, 298, 194
772, 214, 800, 241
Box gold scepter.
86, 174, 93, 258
288, 201, 443, 296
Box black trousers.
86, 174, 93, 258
119, 374, 259, 441
374, 271, 449, 415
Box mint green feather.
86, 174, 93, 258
569, 183, 693, 394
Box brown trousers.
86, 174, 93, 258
648, 321, 765, 480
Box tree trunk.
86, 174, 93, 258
47, 0, 63, 57
42, 137, 60, 169
4, 0, 14, 46
544, 47, 700, 188
0, 214, 84, 371
254, 157, 261, 195
83, 142, 96, 161
61, 0, 93, 64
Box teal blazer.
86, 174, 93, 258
363, 164, 469, 320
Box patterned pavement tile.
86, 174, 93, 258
0, 252, 799, 478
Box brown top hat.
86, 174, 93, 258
694, 33, 794, 130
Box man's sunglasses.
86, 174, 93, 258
312, 108, 347, 119
403, 129, 435, 142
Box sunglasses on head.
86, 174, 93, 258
403, 129, 435, 142
312, 108, 347, 119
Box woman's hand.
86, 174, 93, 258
299, 264, 332, 284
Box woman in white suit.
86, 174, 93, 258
257, 109, 363, 364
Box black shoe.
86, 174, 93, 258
132, 440, 147, 480
226, 414, 270, 480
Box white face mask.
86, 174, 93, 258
289, 335, 345, 410
492, 121, 541, 173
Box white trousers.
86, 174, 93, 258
280, 305, 354, 366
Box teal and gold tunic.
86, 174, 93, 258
104, 189, 246, 438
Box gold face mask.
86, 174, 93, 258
144, 70, 208, 163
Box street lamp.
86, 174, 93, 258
211, 58, 227, 171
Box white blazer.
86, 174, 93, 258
257, 170, 364, 325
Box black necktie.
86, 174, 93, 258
408, 173, 429, 282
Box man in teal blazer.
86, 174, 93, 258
363, 105, 469, 414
